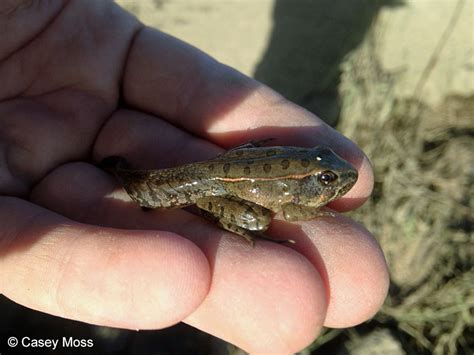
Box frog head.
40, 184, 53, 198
295, 147, 358, 207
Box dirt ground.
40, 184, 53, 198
1, 1, 472, 354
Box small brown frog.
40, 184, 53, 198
101, 142, 358, 245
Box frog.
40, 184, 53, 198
100, 141, 358, 245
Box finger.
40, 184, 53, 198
123, 28, 373, 208
270, 215, 389, 328
32, 163, 328, 353
94, 110, 371, 212
317, 217, 389, 328
0, 197, 210, 329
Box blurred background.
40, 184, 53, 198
1, 0, 472, 354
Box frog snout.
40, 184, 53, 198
346, 169, 358, 184
339, 169, 358, 194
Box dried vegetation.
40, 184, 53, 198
332, 26, 474, 354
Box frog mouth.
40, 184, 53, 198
338, 170, 358, 196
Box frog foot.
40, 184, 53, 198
218, 223, 295, 247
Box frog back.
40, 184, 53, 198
200, 146, 327, 181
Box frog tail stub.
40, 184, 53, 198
99, 156, 130, 174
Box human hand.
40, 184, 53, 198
0, 1, 389, 353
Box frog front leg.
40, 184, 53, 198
282, 203, 335, 222
196, 196, 291, 245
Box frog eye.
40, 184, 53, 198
318, 171, 338, 185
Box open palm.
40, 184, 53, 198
0, 1, 388, 352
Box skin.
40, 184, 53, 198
0, 1, 389, 353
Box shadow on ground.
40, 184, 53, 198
254, 0, 403, 126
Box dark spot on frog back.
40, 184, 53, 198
263, 164, 272, 173
281, 159, 290, 169
301, 159, 310, 167
244, 166, 251, 175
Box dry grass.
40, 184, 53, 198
334, 26, 474, 354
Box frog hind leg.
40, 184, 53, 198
213, 217, 258, 246
282, 203, 336, 222
197, 196, 293, 245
